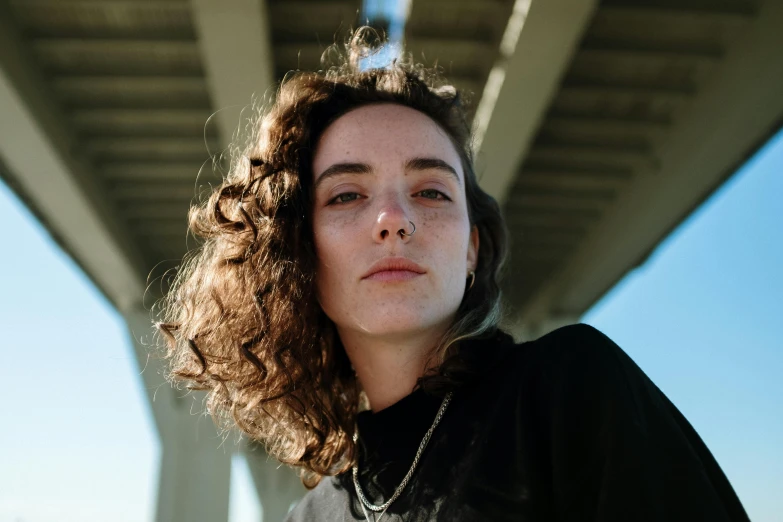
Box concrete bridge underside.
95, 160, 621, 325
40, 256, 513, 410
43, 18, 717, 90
1, 0, 781, 519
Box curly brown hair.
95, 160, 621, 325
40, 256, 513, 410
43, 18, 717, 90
154, 29, 509, 488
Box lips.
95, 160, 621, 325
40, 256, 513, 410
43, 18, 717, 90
362, 256, 426, 281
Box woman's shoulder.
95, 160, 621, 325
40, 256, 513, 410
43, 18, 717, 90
457, 322, 640, 411
284, 475, 347, 522
507, 322, 637, 378
504, 325, 752, 521
514, 322, 621, 358
461, 323, 628, 385
499, 322, 657, 405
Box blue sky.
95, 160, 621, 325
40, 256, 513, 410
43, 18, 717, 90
1, 126, 781, 521
581, 127, 783, 521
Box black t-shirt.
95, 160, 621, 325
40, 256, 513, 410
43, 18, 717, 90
284, 323, 751, 521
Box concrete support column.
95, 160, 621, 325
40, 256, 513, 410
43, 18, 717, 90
243, 442, 307, 522
125, 308, 232, 522
154, 409, 233, 522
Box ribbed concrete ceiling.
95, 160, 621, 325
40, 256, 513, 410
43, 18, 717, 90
269, 0, 361, 78
1, 0, 781, 330
502, 0, 772, 320
2, 0, 361, 277
404, 0, 516, 116
5, 0, 217, 273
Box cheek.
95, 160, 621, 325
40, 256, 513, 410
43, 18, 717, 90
422, 208, 471, 252
312, 230, 339, 315
313, 228, 338, 284
312, 211, 359, 286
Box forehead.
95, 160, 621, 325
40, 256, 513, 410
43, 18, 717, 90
312, 103, 463, 175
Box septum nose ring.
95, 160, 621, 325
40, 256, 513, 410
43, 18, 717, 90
398, 220, 416, 238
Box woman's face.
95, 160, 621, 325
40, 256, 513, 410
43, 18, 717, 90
311, 103, 478, 339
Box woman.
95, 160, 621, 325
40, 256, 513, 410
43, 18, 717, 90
155, 32, 751, 522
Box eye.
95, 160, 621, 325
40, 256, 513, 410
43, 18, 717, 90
328, 192, 361, 205
415, 189, 451, 201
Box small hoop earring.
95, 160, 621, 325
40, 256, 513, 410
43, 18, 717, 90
467, 271, 475, 290
399, 220, 416, 237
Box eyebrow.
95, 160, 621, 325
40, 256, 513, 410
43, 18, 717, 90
314, 157, 461, 190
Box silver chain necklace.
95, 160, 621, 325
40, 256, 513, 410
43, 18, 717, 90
351, 391, 453, 522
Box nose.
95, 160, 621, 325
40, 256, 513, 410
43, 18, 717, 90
372, 202, 414, 243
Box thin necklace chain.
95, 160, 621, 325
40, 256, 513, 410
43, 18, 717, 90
352, 391, 453, 521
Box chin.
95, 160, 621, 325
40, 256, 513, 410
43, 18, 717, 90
351, 305, 455, 338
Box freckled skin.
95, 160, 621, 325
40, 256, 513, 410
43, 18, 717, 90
312, 103, 479, 340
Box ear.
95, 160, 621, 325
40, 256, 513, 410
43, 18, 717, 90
467, 225, 479, 272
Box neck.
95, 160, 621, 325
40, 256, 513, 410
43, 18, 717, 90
339, 326, 446, 413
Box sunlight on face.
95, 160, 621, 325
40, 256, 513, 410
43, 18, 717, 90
311, 103, 479, 339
